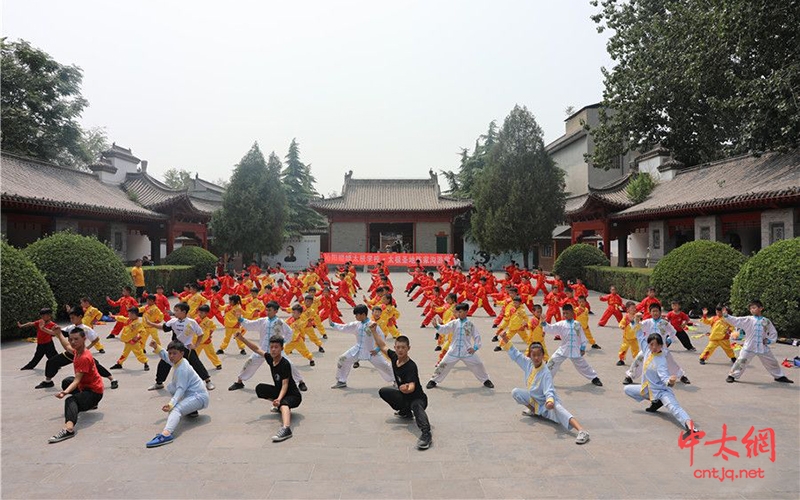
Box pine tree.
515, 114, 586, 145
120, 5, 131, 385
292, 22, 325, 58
282, 138, 324, 234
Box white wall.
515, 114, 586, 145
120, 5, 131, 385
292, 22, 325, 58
628, 231, 648, 268
331, 222, 367, 253
415, 222, 450, 253
127, 233, 151, 261
551, 136, 590, 196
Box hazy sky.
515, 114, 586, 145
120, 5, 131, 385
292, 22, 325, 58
3, 1, 613, 196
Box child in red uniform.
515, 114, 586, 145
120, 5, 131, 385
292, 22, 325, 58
636, 288, 661, 320
106, 286, 139, 339
664, 300, 696, 351
19, 308, 60, 370
597, 286, 624, 327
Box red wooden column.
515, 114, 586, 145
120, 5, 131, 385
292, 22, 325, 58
166, 219, 175, 255
602, 219, 611, 259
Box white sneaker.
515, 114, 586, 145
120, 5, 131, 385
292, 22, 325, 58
206, 381, 215, 391
270, 406, 280, 413
575, 430, 590, 445
521, 408, 534, 417
147, 383, 164, 391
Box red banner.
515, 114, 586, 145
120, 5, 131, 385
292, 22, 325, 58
322, 252, 453, 267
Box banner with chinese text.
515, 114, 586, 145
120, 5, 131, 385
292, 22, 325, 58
322, 252, 453, 267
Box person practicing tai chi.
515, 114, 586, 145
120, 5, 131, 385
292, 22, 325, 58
369, 325, 432, 450
623, 303, 690, 386
47, 327, 104, 443
329, 304, 394, 389
228, 301, 307, 392
543, 304, 603, 387
624, 331, 700, 438
724, 302, 793, 384
498, 333, 590, 444
235, 332, 302, 442
18, 308, 60, 370
426, 303, 494, 390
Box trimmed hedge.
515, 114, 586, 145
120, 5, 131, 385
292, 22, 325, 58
163, 246, 217, 280
129, 265, 195, 295
730, 238, 800, 337
1, 240, 58, 340
651, 240, 747, 313
23, 231, 133, 317
584, 265, 653, 302
553, 243, 610, 282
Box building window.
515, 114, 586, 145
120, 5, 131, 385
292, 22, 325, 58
652, 229, 661, 250
541, 244, 553, 258
770, 222, 785, 244
699, 226, 710, 240
114, 232, 123, 251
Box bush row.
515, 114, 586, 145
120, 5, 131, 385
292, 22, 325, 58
163, 245, 217, 279
584, 266, 653, 302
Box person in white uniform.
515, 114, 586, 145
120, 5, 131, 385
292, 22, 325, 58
330, 304, 394, 389
543, 304, 603, 387
426, 303, 494, 389
623, 304, 690, 385
724, 301, 793, 384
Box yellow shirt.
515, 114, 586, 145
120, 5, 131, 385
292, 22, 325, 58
186, 293, 208, 316
82, 306, 102, 327
139, 304, 164, 329
702, 315, 734, 340
116, 316, 146, 344
131, 266, 145, 287
244, 296, 265, 319
195, 316, 216, 345
224, 305, 244, 329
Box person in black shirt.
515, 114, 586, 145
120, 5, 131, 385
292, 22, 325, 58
236, 332, 301, 442
369, 324, 432, 450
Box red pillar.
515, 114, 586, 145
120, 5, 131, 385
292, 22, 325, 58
166, 221, 175, 255
602, 219, 611, 259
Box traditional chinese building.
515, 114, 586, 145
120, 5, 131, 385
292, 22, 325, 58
309, 170, 472, 254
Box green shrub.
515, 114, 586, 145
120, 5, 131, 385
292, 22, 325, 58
730, 237, 800, 337
162, 245, 218, 279
23, 231, 132, 317
626, 172, 657, 204
553, 243, 610, 282
651, 240, 747, 313
130, 265, 195, 295
1, 240, 58, 340
584, 266, 653, 301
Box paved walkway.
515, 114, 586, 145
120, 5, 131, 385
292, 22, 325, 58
2, 272, 799, 499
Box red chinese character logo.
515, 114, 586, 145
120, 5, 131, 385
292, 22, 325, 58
678, 420, 706, 466
704, 424, 740, 461
742, 426, 776, 462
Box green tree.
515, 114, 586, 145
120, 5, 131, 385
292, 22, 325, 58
589, 0, 800, 169
211, 144, 286, 256
1, 38, 92, 167
471, 105, 566, 268
163, 168, 192, 189
441, 121, 498, 199
282, 138, 324, 233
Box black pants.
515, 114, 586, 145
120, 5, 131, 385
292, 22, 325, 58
155, 348, 209, 384
379, 386, 430, 434
61, 377, 103, 425
45, 353, 111, 379
135, 286, 146, 299
674, 329, 695, 350
256, 384, 302, 408
23, 341, 58, 369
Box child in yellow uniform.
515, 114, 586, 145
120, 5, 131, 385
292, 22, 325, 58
218, 295, 247, 355
380, 294, 402, 338
699, 305, 736, 365
243, 288, 266, 319
195, 304, 223, 370
617, 302, 640, 366
284, 305, 315, 365
300, 295, 325, 350
527, 304, 549, 361
494, 296, 530, 351
185, 284, 209, 317
110, 307, 149, 370
78, 297, 105, 353
434, 294, 458, 351
576, 296, 601, 349
139, 295, 164, 351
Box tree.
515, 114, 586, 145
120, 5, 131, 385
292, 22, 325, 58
281, 138, 324, 234
470, 105, 566, 268
1, 38, 91, 167
162, 168, 192, 189
441, 121, 498, 199
589, 0, 800, 169
211, 144, 286, 256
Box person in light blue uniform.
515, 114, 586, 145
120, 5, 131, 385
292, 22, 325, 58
543, 304, 603, 386
426, 303, 494, 389
329, 304, 394, 389
724, 301, 793, 384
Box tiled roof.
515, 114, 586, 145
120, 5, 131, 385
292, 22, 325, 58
613, 150, 800, 220
310, 176, 473, 213
565, 173, 634, 216
0, 153, 164, 220
123, 173, 220, 216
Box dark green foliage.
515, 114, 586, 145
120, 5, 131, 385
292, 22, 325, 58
129, 265, 195, 296
730, 238, 800, 336
441, 121, 498, 199
625, 172, 657, 204
162, 168, 192, 189
589, 0, 800, 169
651, 240, 747, 313
1, 240, 57, 340
212, 144, 287, 256
553, 244, 610, 282
471, 105, 566, 269
282, 138, 324, 234
23, 231, 132, 318
584, 265, 653, 301
162, 246, 218, 280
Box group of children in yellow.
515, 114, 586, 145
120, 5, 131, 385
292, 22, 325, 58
18, 258, 793, 450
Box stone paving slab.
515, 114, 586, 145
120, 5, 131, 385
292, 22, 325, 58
2, 272, 799, 499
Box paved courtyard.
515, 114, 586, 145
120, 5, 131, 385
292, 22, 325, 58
2, 272, 799, 499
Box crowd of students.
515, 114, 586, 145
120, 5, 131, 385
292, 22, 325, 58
17, 257, 793, 449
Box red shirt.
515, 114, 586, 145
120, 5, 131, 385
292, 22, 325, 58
36, 321, 57, 344
665, 311, 690, 331
73, 349, 104, 394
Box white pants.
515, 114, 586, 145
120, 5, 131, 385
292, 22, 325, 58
547, 350, 598, 380
624, 385, 691, 428
430, 352, 490, 384
239, 353, 304, 383
626, 349, 684, 379
164, 393, 209, 434
336, 352, 393, 384
512, 388, 573, 430
729, 348, 785, 380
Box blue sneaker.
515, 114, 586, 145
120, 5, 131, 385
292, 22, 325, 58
146, 434, 173, 448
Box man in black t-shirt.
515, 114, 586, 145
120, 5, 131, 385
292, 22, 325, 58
236, 332, 301, 442
369, 324, 432, 450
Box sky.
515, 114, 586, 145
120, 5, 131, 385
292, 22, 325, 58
3, 0, 614, 196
